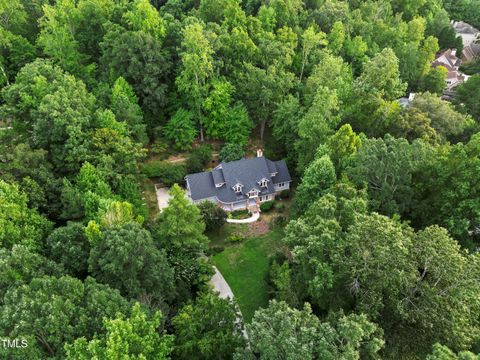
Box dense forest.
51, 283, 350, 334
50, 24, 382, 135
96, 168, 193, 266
1, 0, 480, 359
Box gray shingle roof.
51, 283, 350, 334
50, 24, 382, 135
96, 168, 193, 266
186, 156, 291, 203
212, 169, 225, 184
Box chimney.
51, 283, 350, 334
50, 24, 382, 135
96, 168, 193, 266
257, 148, 263, 157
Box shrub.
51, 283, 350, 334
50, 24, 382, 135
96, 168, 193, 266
260, 201, 274, 212
273, 216, 287, 227
142, 161, 186, 186
187, 145, 212, 173
205, 245, 225, 256
219, 143, 244, 162
149, 139, 170, 158
198, 201, 227, 231
230, 209, 249, 219
227, 234, 245, 243
274, 202, 285, 212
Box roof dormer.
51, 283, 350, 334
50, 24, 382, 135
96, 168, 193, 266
232, 183, 243, 193
258, 178, 269, 188
247, 188, 259, 198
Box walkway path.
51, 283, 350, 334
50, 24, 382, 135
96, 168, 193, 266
226, 211, 260, 224
154, 185, 171, 211
209, 265, 249, 339
209, 266, 234, 299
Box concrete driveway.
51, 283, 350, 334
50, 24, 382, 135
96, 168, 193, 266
209, 266, 234, 299
155, 185, 171, 211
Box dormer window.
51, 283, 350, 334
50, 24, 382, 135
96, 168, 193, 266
248, 189, 259, 198
233, 183, 243, 193
258, 178, 268, 188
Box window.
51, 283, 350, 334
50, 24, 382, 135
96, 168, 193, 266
258, 178, 268, 188
248, 189, 259, 198
277, 182, 285, 188
233, 184, 242, 193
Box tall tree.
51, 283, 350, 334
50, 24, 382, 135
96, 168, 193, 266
291, 155, 336, 217
296, 87, 340, 172
0, 180, 52, 251
0, 276, 130, 358
111, 76, 147, 144
236, 300, 384, 359
66, 302, 173, 360
45, 222, 90, 278
454, 75, 480, 122
176, 21, 214, 141
88, 221, 175, 307
173, 291, 245, 359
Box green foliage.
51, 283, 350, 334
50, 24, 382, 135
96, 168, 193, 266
0, 180, 52, 251
153, 184, 210, 299
269, 261, 298, 306
186, 145, 212, 173
173, 291, 245, 359
46, 222, 90, 278
237, 300, 384, 359
155, 184, 207, 250
326, 124, 362, 174
66, 302, 173, 359
292, 155, 336, 217
0, 142, 61, 217
260, 200, 274, 212
142, 161, 187, 186
412, 134, 480, 246
347, 135, 430, 217
198, 201, 227, 231
227, 234, 245, 243
0, 28, 36, 87
412, 92, 471, 142
100, 21, 170, 121
287, 202, 480, 357
455, 75, 480, 122
111, 76, 147, 144
219, 143, 244, 162
296, 86, 340, 173
421, 66, 448, 95
0, 276, 130, 359
176, 21, 214, 141
426, 343, 479, 360
0, 245, 63, 298
443, 0, 480, 29
164, 108, 198, 150
460, 58, 480, 76
88, 221, 175, 305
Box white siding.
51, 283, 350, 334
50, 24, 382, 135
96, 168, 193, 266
274, 182, 290, 192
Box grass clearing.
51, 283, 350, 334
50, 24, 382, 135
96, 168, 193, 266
211, 228, 284, 322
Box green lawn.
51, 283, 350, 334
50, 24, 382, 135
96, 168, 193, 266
211, 228, 284, 322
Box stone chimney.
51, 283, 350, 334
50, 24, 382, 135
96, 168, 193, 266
257, 148, 263, 157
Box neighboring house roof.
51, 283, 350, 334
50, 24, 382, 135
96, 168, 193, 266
451, 21, 480, 61
186, 156, 291, 203
463, 42, 480, 61
432, 49, 461, 69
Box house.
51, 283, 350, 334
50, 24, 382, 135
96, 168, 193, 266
398, 92, 416, 108
431, 48, 470, 99
451, 21, 480, 61
185, 150, 291, 212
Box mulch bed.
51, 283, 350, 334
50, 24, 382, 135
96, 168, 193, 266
247, 220, 270, 236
